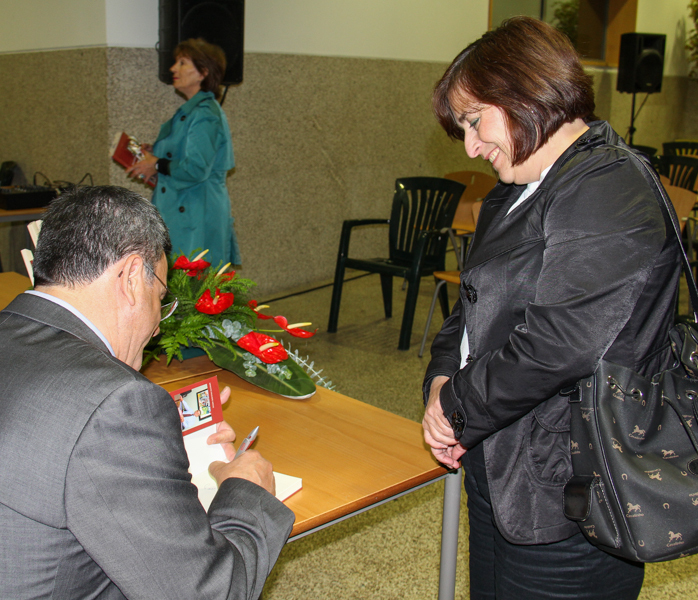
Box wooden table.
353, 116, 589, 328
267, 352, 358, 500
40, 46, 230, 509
2, 274, 464, 599
0, 207, 46, 224
144, 357, 463, 599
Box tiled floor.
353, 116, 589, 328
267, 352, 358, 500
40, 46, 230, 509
259, 259, 698, 599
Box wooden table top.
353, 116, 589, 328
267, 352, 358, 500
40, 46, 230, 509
0, 272, 31, 309
0, 206, 46, 223
149, 359, 445, 537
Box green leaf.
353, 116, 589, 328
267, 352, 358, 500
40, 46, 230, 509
206, 344, 316, 399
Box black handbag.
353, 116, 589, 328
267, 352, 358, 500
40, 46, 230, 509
563, 148, 698, 563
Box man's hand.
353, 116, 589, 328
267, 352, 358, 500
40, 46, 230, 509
205, 385, 276, 494
209, 451, 276, 495
422, 375, 466, 469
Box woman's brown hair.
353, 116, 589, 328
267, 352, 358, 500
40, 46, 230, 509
174, 38, 227, 100
433, 17, 597, 165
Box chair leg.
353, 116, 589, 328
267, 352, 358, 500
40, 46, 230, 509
327, 259, 346, 333
398, 275, 421, 351
380, 274, 393, 318
419, 278, 448, 357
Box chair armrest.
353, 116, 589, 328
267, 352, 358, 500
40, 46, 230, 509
337, 219, 390, 258
343, 218, 390, 229
409, 228, 450, 273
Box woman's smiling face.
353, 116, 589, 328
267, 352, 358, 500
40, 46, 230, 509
449, 92, 540, 185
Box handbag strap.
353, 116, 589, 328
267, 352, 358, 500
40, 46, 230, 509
616, 146, 698, 322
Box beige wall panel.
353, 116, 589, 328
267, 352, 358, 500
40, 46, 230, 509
0, 48, 109, 185
607, 76, 688, 151
0, 48, 109, 274
106, 49, 477, 296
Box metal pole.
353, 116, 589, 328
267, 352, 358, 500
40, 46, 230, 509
438, 468, 463, 600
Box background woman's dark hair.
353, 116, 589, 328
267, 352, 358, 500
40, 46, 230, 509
433, 16, 597, 166
175, 38, 227, 100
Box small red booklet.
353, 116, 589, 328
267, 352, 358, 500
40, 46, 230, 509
169, 376, 223, 437
110, 131, 156, 188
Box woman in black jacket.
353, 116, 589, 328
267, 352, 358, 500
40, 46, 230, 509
422, 17, 681, 599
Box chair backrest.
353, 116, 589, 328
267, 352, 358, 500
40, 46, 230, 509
665, 184, 696, 233
651, 155, 698, 192
662, 141, 698, 157
388, 177, 464, 265
445, 171, 498, 233
472, 200, 483, 225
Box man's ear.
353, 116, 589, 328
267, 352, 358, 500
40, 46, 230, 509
118, 254, 145, 307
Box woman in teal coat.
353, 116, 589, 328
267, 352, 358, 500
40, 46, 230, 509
128, 39, 241, 266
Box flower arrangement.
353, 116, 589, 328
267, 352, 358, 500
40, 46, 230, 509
147, 251, 329, 398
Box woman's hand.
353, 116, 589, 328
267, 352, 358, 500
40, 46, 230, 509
126, 150, 158, 182
423, 375, 467, 469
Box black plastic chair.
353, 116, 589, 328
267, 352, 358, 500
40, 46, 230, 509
650, 155, 698, 192
327, 177, 465, 350
662, 141, 698, 157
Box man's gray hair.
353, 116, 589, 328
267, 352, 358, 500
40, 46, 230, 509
33, 186, 172, 287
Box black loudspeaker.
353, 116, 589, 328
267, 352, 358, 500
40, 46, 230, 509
616, 33, 666, 94
159, 0, 244, 86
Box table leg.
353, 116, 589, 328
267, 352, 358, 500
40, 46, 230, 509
438, 467, 462, 600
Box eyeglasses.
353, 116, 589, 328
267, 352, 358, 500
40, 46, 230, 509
143, 264, 179, 321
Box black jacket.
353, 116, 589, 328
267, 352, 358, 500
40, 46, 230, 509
423, 121, 681, 544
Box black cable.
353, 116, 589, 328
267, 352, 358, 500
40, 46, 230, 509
33, 172, 52, 187
77, 173, 94, 186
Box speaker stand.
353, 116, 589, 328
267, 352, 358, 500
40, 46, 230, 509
628, 92, 637, 146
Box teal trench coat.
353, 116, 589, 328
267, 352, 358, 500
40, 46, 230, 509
153, 90, 241, 266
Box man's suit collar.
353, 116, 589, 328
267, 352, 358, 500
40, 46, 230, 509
2, 293, 111, 356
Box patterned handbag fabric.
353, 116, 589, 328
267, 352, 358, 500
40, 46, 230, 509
563, 147, 698, 562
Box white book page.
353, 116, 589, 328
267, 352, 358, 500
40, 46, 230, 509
184, 428, 302, 509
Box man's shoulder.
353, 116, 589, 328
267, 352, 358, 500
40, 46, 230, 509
0, 297, 169, 528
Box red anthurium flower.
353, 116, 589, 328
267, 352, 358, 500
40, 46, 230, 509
248, 300, 273, 320
216, 263, 236, 281
273, 315, 317, 338
195, 288, 235, 315
237, 332, 288, 364
173, 255, 211, 276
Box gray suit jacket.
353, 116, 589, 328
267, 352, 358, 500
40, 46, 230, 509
0, 293, 294, 599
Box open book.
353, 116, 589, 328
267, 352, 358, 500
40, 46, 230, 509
170, 376, 302, 510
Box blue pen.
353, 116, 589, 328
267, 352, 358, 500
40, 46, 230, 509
234, 426, 259, 459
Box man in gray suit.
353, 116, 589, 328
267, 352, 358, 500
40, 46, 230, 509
0, 186, 294, 599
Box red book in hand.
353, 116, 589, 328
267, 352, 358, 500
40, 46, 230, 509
110, 132, 156, 188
